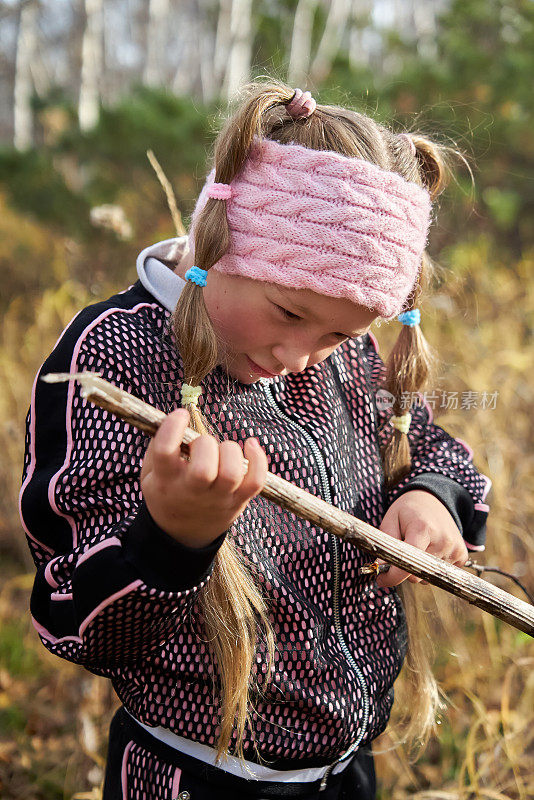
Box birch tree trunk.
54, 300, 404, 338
223, 0, 253, 102
197, 0, 218, 102
348, 0, 374, 70
213, 0, 232, 91
78, 0, 104, 132
14, 0, 39, 151
143, 0, 170, 87
412, 0, 439, 59
309, 0, 352, 85
172, 1, 198, 97
287, 0, 319, 88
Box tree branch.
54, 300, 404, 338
41, 371, 534, 638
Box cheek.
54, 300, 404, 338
210, 302, 269, 348
308, 343, 343, 367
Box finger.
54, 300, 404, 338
149, 408, 190, 473
185, 435, 220, 489
417, 545, 467, 585
377, 527, 431, 588
404, 527, 433, 583
376, 514, 404, 587
212, 440, 247, 494
235, 438, 268, 503
406, 532, 462, 583
408, 573, 424, 584
452, 542, 469, 567
377, 564, 411, 588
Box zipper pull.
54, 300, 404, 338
319, 762, 335, 791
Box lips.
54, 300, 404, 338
246, 356, 281, 378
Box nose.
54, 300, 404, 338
271, 343, 311, 374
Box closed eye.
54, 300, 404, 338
274, 304, 301, 321
274, 303, 352, 341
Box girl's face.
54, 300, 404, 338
200, 269, 378, 384
175, 250, 377, 384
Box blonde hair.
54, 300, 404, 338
170, 77, 461, 762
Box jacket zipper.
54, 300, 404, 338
261, 381, 370, 791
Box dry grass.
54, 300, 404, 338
372, 239, 534, 798
0, 235, 533, 798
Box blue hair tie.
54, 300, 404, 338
397, 309, 420, 326
185, 266, 208, 287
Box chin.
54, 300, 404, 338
218, 361, 253, 384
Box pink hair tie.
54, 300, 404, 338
206, 182, 233, 199
399, 133, 416, 156
286, 88, 317, 120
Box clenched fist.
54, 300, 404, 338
141, 408, 268, 548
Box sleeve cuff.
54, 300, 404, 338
122, 500, 228, 592
387, 472, 487, 550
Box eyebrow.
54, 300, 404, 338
275, 287, 365, 339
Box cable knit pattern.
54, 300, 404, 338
189, 137, 432, 320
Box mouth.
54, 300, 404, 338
246, 356, 281, 379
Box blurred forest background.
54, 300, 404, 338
0, 0, 533, 797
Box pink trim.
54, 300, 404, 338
454, 437, 474, 460
121, 740, 134, 799
18, 371, 54, 554
466, 543, 485, 552
481, 474, 492, 501
41, 301, 157, 551
18, 308, 87, 552
451, 441, 493, 505
79, 579, 143, 636
76, 536, 122, 566
368, 331, 380, 355
32, 615, 82, 645
33, 578, 142, 644
44, 557, 60, 588
172, 767, 182, 795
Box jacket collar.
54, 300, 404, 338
136, 236, 188, 312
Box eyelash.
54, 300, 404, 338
274, 304, 348, 340
275, 304, 301, 321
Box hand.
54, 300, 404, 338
376, 490, 469, 588
140, 408, 268, 548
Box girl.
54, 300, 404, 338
19, 80, 491, 799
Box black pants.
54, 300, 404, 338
102, 706, 376, 799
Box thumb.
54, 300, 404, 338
376, 507, 409, 588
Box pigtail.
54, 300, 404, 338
170, 82, 305, 764
380, 254, 439, 491
378, 253, 442, 753
378, 133, 460, 754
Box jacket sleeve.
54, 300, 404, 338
363, 332, 492, 551
19, 326, 226, 678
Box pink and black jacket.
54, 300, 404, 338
19, 238, 491, 770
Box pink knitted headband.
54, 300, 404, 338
188, 136, 432, 320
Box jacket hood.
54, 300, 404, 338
136, 236, 189, 312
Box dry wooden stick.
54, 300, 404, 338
42, 371, 534, 638
146, 149, 186, 237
